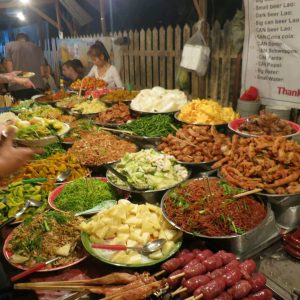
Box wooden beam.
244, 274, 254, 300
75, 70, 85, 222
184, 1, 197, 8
99, 0, 107, 35
55, 0, 62, 32
0, 0, 54, 9
86, 0, 100, 11
61, 13, 74, 36
28, 4, 59, 29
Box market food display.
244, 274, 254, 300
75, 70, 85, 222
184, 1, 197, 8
71, 99, 107, 115
70, 77, 107, 90
120, 114, 176, 138
100, 90, 139, 102
96, 102, 133, 125
34, 143, 66, 160
68, 131, 138, 166
4, 154, 88, 191
158, 125, 230, 163
162, 178, 267, 236
0, 112, 19, 124
34, 90, 71, 103
213, 135, 300, 194
11, 99, 35, 113
63, 119, 97, 143
6, 211, 85, 269
236, 110, 297, 136
18, 105, 63, 120
130, 87, 187, 113
56, 95, 85, 109
13, 117, 67, 140
107, 149, 189, 190
52, 178, 117, 213
0, 182, 48, 223
177, 99, 240, 125
81, 199, 182, 265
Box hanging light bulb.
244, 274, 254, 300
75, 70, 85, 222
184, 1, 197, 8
20, 0, 30, 4
17, 11, 26, 21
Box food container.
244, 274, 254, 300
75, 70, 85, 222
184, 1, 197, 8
236, 99, 261, 118
161, 178, 279, 255
122, 133, 162, 147
228, 117, 300, 139
257, 193, 300, 229
14, 123, 70, 147
176, 160, 217, 178
130, 106, 180, 116
265, 106, 291, 120
70, 111, 98, 120
174, 112, 228, 133
106, 167, 191, 204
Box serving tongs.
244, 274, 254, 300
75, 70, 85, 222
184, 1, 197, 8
105, 165, 148, 191
202, 175, 214, 199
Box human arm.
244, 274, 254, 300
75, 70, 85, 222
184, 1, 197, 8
0, 73, 35, 88
0, 126, 40, 177
5, 61, 13, 73
110, 66, 123, 88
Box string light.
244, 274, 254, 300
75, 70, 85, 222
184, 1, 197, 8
17, 11, 26, 21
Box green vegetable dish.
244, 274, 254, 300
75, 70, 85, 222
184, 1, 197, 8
120, 114, 177, 137
54, 178, 117, 213
7, 211, 84, 268
108, 149, 189, 190
0, 181, 48, 223
34, 143, 65, 160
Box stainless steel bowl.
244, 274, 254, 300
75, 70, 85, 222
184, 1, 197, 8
121, 133, 162, 146
106, 165, 191, 204
174, 112, 228, 132
161, 177, 279, 255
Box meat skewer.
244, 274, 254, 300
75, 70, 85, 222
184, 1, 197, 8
171, 252, 237, 297
187, 272, 267, 300
242, 289, 273, 300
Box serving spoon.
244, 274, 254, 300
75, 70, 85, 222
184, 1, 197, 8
92, 239, 167, 256
105, 165, 148, 191
23, 169, 71, 184
0, 199, 42, 229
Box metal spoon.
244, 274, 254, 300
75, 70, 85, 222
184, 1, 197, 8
92, 239, 167, 256
105, 165, 148, 191
0, 199, 42, 229
23, 169, 71, 184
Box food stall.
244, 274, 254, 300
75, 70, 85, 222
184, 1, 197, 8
0, 78, 299, 300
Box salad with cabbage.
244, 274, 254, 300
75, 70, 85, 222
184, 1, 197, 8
108, 149, 189, 190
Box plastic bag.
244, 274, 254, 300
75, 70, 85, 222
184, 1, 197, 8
180, 28, 210, 76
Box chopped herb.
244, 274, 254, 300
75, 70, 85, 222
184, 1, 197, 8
45, 211, 69, 224
199, 210, 206, 215
34, 256, 46, 263
43, 220, 50, 232
169, 192, 189, 209
192, 230, 201, 236
219, 181, 245, 195
23, 216, 33, 225
227, 217, 245, 235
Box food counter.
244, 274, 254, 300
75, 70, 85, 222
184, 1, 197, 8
0, 88, 299, 300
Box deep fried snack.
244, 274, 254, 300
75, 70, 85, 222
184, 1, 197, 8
212, 135, 300, 194
158, 125, 230, 163
238, 110, 296, 136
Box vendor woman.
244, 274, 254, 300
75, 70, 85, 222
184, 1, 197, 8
86, 41, 123, 88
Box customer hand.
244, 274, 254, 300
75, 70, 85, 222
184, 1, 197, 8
0, 126, 40, 177
12, 77, 35, 88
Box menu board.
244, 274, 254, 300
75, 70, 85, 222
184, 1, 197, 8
242, 0, 300, 108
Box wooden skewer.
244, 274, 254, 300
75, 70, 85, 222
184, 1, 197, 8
153, 270, 165, 277
79, 80, 84, 97
14, 284, 96, 291
97, 126, 134, 135
171, 286, 187, 297
101, 280, 162, 300
233, 188, 263, 199
184, 294, 203, 300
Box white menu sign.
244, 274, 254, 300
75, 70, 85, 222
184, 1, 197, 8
242, 0, 300, 108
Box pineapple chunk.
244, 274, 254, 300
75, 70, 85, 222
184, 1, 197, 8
162, 241, 175, 256
149, 250, 163, 260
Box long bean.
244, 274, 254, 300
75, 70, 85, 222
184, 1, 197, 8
120, 114, 176, 137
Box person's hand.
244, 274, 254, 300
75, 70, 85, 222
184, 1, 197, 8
0, 126, 41, 177
12, 77, 35, 89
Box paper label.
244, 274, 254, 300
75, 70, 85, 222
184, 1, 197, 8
242, 0, 300, 108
